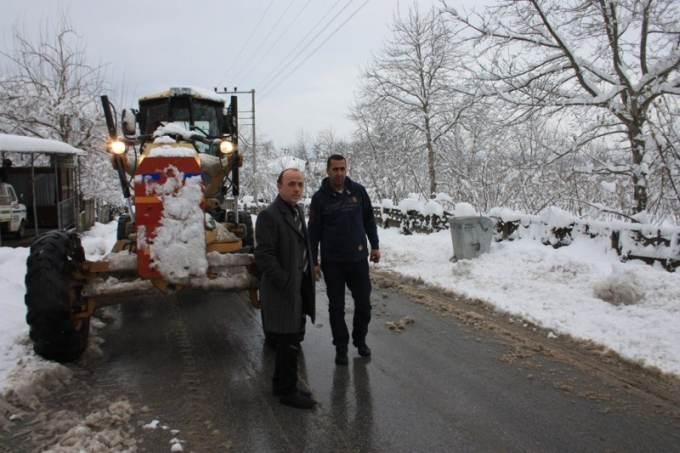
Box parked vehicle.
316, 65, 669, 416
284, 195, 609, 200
0, 182, 27, 238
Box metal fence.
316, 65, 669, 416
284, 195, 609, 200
57, 196, 76, 229
80, 198, 95, 231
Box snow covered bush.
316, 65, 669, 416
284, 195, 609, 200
593, 272, 644, 306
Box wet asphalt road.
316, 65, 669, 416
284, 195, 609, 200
5, 275, 680, 452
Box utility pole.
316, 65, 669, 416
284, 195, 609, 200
251, 89, 257, 203
214, 87, 257, 203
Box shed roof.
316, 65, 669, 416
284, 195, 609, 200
0, 133, 86, 156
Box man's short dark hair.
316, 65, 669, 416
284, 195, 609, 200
326, 154, 346, 170
277, 167, 301, 184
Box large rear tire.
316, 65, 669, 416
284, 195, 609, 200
25, 230, 89, 362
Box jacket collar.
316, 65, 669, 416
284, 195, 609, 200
274, 196, 305, 238
321, 176, 354, 196
274, 195, 298, 214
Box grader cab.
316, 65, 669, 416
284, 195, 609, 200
24, 87, 258, 362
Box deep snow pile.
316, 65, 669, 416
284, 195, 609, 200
377, 227, 680, 377
0, 246, 30, 390
140, 168, 207, 282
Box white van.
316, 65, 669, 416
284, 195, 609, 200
0, 182, 27, 238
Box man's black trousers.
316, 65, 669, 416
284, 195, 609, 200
271, 333, 302, 396
322, 259, 372, 348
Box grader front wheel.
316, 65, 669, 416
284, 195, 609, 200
24, 230, 90, 362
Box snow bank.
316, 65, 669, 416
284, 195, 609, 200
0, 222, 117, 423
378, 227, 680, 377
40, 400, 137, 453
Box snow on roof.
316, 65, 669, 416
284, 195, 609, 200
267, 155, 306, 174
0, 134, 85, 156
139, 86, 226, 104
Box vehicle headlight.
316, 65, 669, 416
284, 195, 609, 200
109, 139, 127, 155
220, 140, 236, 155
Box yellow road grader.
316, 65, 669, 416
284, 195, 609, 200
24, 87, 257, 362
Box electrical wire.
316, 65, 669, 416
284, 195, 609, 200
231, 0, 297, 84
257, 0, 351, 93
224, 0, 276, 84
238, 0, 314, 85
260, 0, 370, 101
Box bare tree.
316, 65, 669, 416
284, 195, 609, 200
0, 20, 120, 204
0, 22, 104, 148
350, 94, 426, 202
362, 5, 464, 196
442, 0, 680, 214
646, 97, 680, 219
239, 138, 278, 202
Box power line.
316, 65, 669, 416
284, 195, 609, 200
260, 0, 370, 100
224, 0, 276, 84
231, 0, 297, 84
257, 0, 351, 93
238, 0, 314, 85
254, 0, 345, 90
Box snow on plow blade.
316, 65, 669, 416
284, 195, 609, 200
82, 251, 256, 301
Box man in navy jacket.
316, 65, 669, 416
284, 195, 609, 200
308, 154, 380, 365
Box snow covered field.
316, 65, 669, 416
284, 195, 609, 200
1, 219, 679, 404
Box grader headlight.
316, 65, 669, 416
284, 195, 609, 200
109, 139, 127, 155
219, 139, 236, 155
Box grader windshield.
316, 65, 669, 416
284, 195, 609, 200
138, 91, 226, 138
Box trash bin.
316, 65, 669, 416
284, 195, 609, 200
449, 216, 494, 261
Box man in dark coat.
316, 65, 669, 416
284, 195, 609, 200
255, 168, 316, 409
308, 154, 380, 366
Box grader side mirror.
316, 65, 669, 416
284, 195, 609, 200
121, 109, 137, 136
223, 110, 236, 135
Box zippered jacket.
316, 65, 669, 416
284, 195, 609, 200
308, 176, 379, 264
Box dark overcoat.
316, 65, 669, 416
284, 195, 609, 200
255, 196, 316, 334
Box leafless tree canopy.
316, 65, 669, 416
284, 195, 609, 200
0, 20, 121, 205
344, 0, 679, 222
441, 0, 680, 215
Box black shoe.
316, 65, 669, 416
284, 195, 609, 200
335, 347, 349, 366
357, 344, 371, 357
279, 391, 316, 409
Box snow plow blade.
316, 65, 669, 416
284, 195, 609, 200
82, 251, 257, 305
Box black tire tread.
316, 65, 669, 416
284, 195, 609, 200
24, 230, 89, 362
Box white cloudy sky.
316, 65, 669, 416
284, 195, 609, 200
0, 0, 484, 147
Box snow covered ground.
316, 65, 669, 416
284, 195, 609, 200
377, 227, 680, 377
0, 219, 679, 405
0, 222, 116, 402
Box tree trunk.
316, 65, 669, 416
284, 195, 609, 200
424, 114, 437, 196
628, 122, 648, 213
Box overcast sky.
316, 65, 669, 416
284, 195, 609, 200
1, 0, 483, 148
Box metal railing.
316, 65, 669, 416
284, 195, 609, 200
57, 197, 75, 230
